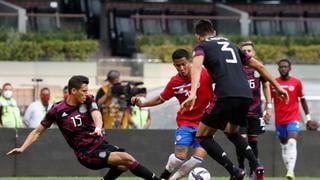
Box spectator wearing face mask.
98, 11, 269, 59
23, 87, 53, 128
0, 83, 23, 128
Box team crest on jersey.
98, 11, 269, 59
288, 85, 295, 91
79, 104, 87, 113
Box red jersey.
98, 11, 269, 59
271, 76, 304, 125
160, 68, 214, 127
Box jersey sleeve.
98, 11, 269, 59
86, 95, 100, 112
160, 78, 174, 101
192, 43, 205, 58
41, 105, 57, 128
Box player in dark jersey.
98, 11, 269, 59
181, 19, 288, 180
7, 75, 160, 180
237, 41, 272, 179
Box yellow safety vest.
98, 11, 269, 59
129, 105, 149, 129
0, 96, 22, 128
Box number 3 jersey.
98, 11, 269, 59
41, 95, 105, 152
193, 36, 252, 99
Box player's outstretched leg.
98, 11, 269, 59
160, 153, 184, 179
102, 167, 125, 180
108, 151, 160, 180
170, 155, 203, 180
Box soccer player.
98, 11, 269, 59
181, 19, 288, 180
271, 59, 312, 180
131, 49, 215, 180
237, 41, 272, 178
7, 75, 160, 180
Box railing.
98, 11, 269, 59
0, 12, 86, 32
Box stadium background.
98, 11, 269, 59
1, 0, 320, 178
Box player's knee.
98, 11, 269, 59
117, 152, 136, 167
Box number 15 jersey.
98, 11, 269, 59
41, 95, 105, 152
193, 36, 252, 99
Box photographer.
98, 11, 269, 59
95, 70, 129, 129
111, 80, 148, 129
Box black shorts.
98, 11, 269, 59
239, 116, 265, 135
76, 140, 125, 170
202, 97, 251, 130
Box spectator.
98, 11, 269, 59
95, 70, 128, 128
0, 83, 23, 128
128, 89, 151, 129
23, 87, 53, 128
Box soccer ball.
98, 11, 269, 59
188, 167, 211, 180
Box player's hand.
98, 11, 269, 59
276, 87, 289, 104
89, 127, 103, 137
306, 120, 319, 131
181, 94, 196, 114
7, 148, 24, 155
263, 109, 272, 124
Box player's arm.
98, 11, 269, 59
300, 97, 311, 123
7, 124, 47, 155
181, 55, 203, 110
90, 110, 103, 136
131, 95, 164, 108
246, 58, 289, 103
262, 81, 272, 124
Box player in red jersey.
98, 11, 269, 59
271, 59, 312, 180
7, 75, 160, 180
131, 49, 215, 180
238, 41, 272, 179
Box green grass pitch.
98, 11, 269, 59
0, 177, 319, 180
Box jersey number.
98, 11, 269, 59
248, 79, 255, 88
217, 41, 237, 63
71, 115, 82, 127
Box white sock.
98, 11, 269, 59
170, 155, 203, 180
286, 138, 297, 174
280, 143, 289, 170
165, 153, 185, 172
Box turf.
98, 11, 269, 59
0, 177, 319, 180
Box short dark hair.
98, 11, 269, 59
107, 70, 120, 81
195, 19, 215, 37
68, 75, 89, 94
172, 49, 190, 61
278, 59, 291, 67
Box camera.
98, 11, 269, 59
111, 81, 146, 109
